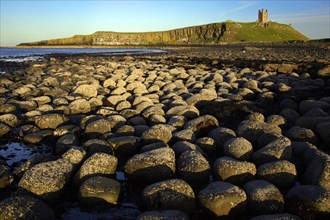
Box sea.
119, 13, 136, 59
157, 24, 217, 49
0, 47, 165, 62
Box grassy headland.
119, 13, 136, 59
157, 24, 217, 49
17, 21, 308, 47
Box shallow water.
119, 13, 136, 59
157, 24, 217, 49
60, 202, 140, 220
0, 142, 52, 167
0, 48, 165, 62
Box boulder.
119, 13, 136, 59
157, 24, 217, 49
303, 150, 330, 190
107, 136, 139, 156
299, 100, 330, 114
107, 115, 127, 130
198, 181, 247, 218
257, 160, 297, 188
0, 122, 11, 137
35, 113, 68, 129
295, 116, 330, 130
171, 141, 204, 156
142, 106, 165, 119
116, 100, 132, 111
125, 147, 175, 185
165, 105, 199, 119
53, 124, 80, 136
13, 100, 38, 112
280, 108, 299, 123
139, 142, 168, 153
80, 115, 104, 130
55, 133, 79, 155
61, 147, 86, 165
129, 116, 147, 126
23, 129, 53, 144
196, 137, 216, 155
251, 137, 292, 165
223, 137, 253, 161
237, 120, 282, 145
31, 96, 52, 105
79, 176, 121, 205
12, 86, 32, 97
0, 163, 13, 189
69, 99, 91, 114
142, 179, 196, 213
148, 114, 166, 125
286, 185, 330, 219
317, 65, 330, 77
213, 156, 256, 185
83, 139, 114, 156
172, 129, 195, 143
15, 154, 55, 178
84, 119, 112, 138
280, 99, 298, 111
316, 122, 330, 147
285, 126, 318, 145
208, 127, 236, 151
53, 97, 69, 106
141, 124, 172, 144
0, 195, 55, 220
250, 213, 302, 220
18, 124, 40, 138
266, 115, 287, 129
133, 125, 149, 136
73, 84, 98, 98
246, 113, 266, 123
184, 115, 219, 137
243, 180, 284, 215
18, 159, 74, 201
106, 95, 126, 108
177, 150, 211, 188
75, 153, 118, 184
167, 115, 185, 129
103, 78, 116, 88
0, 113, 20, 127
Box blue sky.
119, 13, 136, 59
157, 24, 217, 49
0, 0, 329, 46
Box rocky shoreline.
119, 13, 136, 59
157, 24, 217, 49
0, 43, 330, 219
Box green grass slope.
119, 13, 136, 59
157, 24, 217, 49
220, 22, 308, 42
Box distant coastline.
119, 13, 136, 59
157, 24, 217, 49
18, 21, 308, 47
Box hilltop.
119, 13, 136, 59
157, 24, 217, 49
18, 21, 308, 47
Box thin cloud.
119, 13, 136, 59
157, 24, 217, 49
272, 8, 329, 23
220, 1, 258, 18
276, 15, 329, 23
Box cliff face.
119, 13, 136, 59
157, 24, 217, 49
18, 22, 308, 46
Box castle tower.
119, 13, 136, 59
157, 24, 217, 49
258, 9, 268, 25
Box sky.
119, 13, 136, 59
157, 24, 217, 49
0, 0, 329, 46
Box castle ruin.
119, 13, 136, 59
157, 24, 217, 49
257, 9, 268, 26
